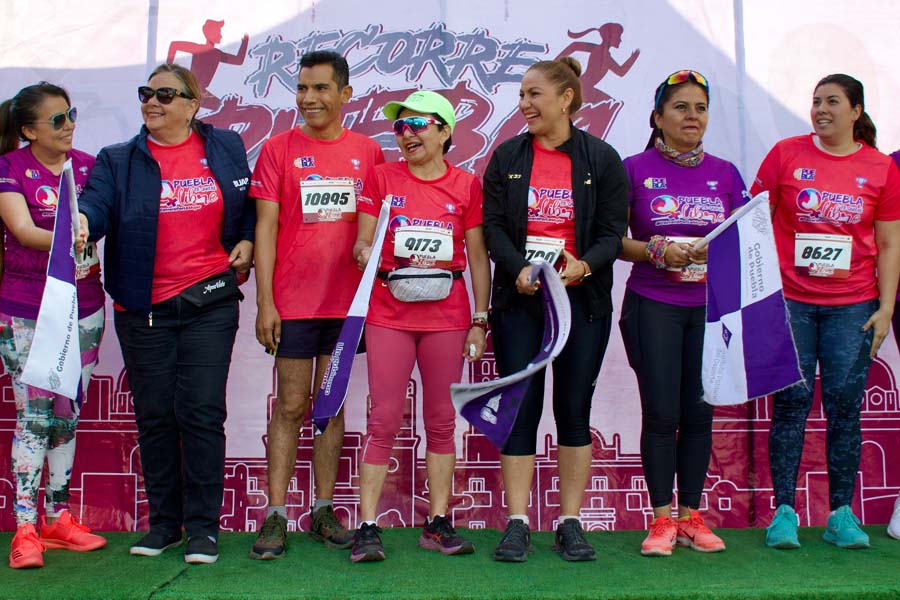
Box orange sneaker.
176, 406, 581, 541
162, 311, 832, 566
641, 516, 677, 556
10, 523, 45, 569
676, 511, 725, 552
40, 510, 107, 551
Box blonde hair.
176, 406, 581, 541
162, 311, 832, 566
526, 57, 583, 114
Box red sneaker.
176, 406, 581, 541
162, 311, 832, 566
40, 510, 107, 551
676, 511, 726, 552
641, 516, 677, 556
10, 523, 45, 569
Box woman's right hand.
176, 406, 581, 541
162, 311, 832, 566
515, 264, 539, 295
75, 214, 89, 254
255, 302, 281, 353
356, 245, 372, 271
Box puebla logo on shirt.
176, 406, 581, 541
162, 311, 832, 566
159, 177, 220, 212
294, 156, 315, 168
26, 168, 41, 180
795, 188, 862, 224
649, 194, 725, 225
793, 168, 816, 181
527, 186, 573, 223
35, 185, 58, 208
643, 177, 666, 189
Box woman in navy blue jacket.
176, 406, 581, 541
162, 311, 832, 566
77, 64, 254, 564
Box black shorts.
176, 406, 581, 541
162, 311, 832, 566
276, 318, 344, 359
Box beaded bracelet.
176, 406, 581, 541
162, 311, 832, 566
646, 235, 670, 269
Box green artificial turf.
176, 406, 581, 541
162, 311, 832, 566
1, 527, 899, 599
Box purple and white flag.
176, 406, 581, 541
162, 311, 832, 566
312, 200, 391, 433
450, 261, 571, 449
20, 160, 83, 402
701, 191, 802, 405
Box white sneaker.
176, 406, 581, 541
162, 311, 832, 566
888, 495, 900, 540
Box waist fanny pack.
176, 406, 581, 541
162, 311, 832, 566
179, 269, 240, 307
378, 268, 463, 303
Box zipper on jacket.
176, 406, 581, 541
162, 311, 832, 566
148, 312, 153, 327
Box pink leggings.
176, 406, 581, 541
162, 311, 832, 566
363, 324, 467, 465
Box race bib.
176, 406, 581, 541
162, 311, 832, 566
393, 226, 453, 268
666, 236, 706, 283
794, 233, 852, 279
300, 178, 356, 223
525, 235, 564, 267
75, 242, 100, 280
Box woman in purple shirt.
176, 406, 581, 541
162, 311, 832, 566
0, 83, 106, 569
618, 70, 746, 556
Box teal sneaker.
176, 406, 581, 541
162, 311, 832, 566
765, 504, 800, 549
823, 506, 869, 549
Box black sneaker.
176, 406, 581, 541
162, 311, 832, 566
553, 518, 596, 561
184, 536, 219, 564
492, 519, 532, 562
129, 529, 183, 556
249, 512, 288, 560
310, 505, 354, 549
419, 515, 474, 555
350, 522, 384, 562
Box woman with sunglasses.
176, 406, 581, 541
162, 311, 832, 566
351, 90, 490, 562
619, 69, 744, 556
483, 58, 628, 563
752, 74, 900, 550
0, 82, 107, 569
76, 64, 255, 564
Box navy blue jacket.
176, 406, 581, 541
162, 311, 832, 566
79, 121, 255, 315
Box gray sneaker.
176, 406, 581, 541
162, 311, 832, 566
310, 505, 354, 549
249, 513, 288, 560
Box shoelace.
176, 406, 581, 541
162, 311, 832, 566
500, 522, 528, 546
260, 515, 286, 538
431, 517, 457, 538
558, 521, 587, 547
357, 524, 382, 542
64, 515, 93, 534
649, 518, 674, 537
314, 508, 341, 530
684, 514, 711, 534
16, 529, 47, 552
834, 509, 860, 530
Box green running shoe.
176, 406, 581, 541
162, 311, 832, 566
765, 504, 800, 549
823, 506, 869, 549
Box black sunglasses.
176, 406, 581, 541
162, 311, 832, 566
40, 107, 77, 130
137, 86, 193, 104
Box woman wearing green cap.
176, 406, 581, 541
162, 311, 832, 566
351, 90, 491, 562
483, 57, 629, 562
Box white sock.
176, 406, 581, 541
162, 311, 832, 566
509, 514, 529, 526
559, 515, 580, 524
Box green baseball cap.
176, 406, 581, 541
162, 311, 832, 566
383, 90, 456, 133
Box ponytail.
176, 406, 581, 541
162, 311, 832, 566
854, 110, 877, 149
0, 100, 17, 155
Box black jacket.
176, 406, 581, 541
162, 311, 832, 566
79, 121, 255, 315
482, 127, 628, 317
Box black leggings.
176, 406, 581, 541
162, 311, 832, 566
619, 289, 712, 509
491, 285, 611, 456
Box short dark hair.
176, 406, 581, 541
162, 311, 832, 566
299, 50, 350, 89
0, 81, 72, 155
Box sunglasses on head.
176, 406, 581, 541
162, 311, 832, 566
655, 70, 710, 109
137, 86, 193, 104
41, 107, 77, 130
392, 116, 440, 136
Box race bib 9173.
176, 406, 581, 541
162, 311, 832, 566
393, 225, 453, 268
300, 178, 356, 223
794, 233, 852, 278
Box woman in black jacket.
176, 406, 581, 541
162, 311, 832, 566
483, 57, 628, 562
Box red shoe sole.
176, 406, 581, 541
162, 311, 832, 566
41, 538, 107, 551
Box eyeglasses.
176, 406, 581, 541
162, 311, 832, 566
392, 116, 440, 136
137, 86, 193, 104
655, 70, 710, 109
40, 107, 78, 130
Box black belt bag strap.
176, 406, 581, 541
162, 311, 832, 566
179, 269, 240, 308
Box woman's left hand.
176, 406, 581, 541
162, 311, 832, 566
229, 240, 254, 273
463, 326, 487, 362
686, 242, 708, 265
559, 249, 587, 286
862, 307, 893, 358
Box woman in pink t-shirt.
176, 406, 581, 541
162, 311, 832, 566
352, 90, 491, 562
0, 82, 107, 568
751, 74, 900, 550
